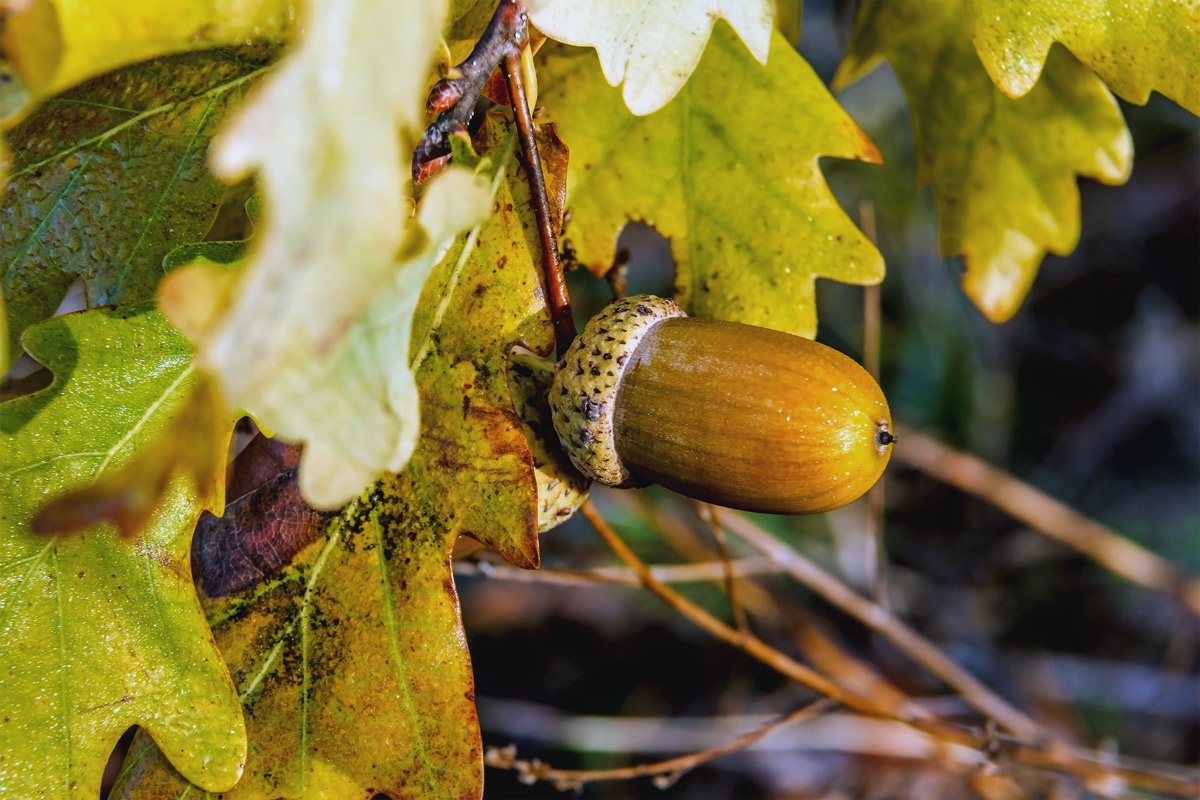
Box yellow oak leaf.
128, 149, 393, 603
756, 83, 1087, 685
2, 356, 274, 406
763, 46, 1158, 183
538, 25, 882, 338
111, 116, 552, 800
968, 0, 1200, 115
0, 0, 291, 117
528, 0, 773, 115
835, 0, 1131, 322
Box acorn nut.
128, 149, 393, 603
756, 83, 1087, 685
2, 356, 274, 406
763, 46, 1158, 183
549, 294, 895, 515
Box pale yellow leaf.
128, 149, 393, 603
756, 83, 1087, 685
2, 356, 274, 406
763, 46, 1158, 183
527, 0, 773, 115
182, 0, 476, 509
171, 168, 491, 511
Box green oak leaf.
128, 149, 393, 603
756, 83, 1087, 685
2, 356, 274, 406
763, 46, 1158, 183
0, 47, 271, 370
538, 24, 883, 339
0, 304, 245, 799
968, 0, 1200, 115
834, 0, 1131, 323
111, 116, 550, 800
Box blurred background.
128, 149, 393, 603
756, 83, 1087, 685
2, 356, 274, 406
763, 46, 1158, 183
460, 1, 1200, 797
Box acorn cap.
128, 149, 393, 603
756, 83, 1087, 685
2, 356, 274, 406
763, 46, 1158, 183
509, 349, 590, 531
549, 294, 685, 486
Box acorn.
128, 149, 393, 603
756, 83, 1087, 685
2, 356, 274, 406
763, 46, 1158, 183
549, 295, 894, 514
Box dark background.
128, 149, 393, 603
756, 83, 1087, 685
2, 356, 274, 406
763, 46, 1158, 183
461, 1, 1200, 797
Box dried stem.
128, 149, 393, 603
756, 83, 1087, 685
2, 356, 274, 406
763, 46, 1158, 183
582, 500, 1200, 796
698, 504, 750, 632
484, 700, 835, 790
581, 501, 869, 710
717, 511, 1045, 740
454, 555, 782, 587
894, 426, 1200, 617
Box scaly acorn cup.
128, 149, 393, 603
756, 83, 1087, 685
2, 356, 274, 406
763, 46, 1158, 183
549, 295, 895, 514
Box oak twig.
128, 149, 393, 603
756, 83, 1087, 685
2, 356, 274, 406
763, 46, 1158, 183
412, 0, 526, 182
413, 0, 576, 355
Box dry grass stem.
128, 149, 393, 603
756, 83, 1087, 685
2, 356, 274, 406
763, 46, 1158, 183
699, 504, 750, 632
581, 501, 1200, 796
580, 501, 860, 707
718, 511, 1045, 741
483, 700, 835, 790
454, 556, 782, 586
894, 426, 1200, 616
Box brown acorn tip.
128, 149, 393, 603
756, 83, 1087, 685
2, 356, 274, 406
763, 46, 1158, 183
876, 422, 896, 451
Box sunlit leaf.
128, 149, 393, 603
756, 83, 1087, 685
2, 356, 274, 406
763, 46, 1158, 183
0, 0, 291, 112
188, 0, 476, 510
32, 375, 229, 537
834, 0, 1131, 322
538, 25, 883, 338
968, 0, 1200, 115
112, 116, 552, 800
165, 167, 491, 510
528, 0, 773, 115
0, 305, 244, 798
0, 47, 270, 370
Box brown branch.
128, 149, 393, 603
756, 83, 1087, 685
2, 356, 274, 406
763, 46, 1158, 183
484, 700, 835, 791
893, 426, 1200, 617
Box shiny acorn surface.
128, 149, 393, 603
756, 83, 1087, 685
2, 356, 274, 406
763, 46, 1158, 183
611, 316, 893, 514
549, 295, 894, 515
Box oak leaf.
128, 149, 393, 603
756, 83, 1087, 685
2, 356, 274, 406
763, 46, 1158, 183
0, 304, 244, 799
111, 118, 553, 800
164, 167, 491, 510
0, 48, 271, 374
834, 0, 1131, 322
968, 0, 1200, 115
0, 47, 270, 371
183, 0, 493, 510
0, 0, 291, 111
528, 0, 772, 115
538, 25, 883, 338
